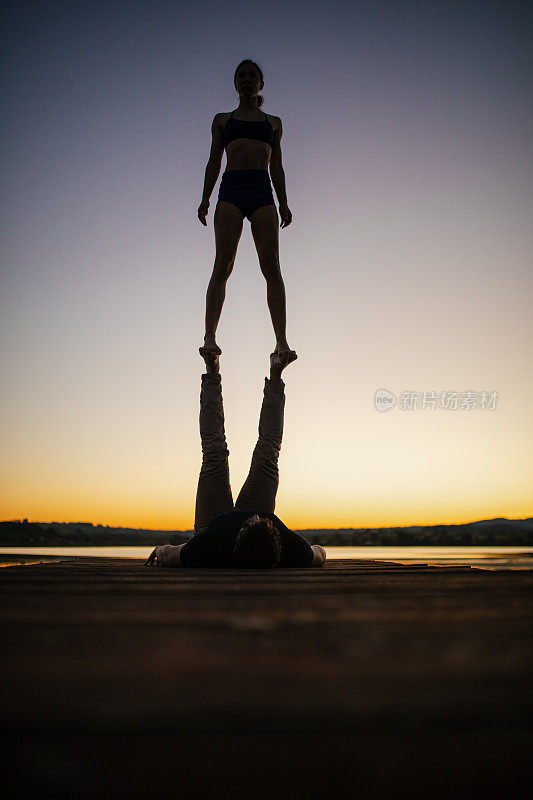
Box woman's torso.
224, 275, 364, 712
221, 110, 278, 171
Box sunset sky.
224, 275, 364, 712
1, 0, 532, 530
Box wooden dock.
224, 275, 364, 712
2, 557, 532, 798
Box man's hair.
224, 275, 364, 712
234, 517, 281, 568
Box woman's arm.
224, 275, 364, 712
198, 114, 224, 225
269, 116, 291, 228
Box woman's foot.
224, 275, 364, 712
199, 336, 222, 359
273, 340, 297, 365
270, 349, 297, 380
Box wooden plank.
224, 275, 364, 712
2, 558, 532, 798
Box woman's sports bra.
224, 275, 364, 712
223, 110, 274, 149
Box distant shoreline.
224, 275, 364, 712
1, 517, 532, 547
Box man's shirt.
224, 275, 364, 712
180, 508, 314, 568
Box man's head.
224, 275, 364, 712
234, 514, 282, 568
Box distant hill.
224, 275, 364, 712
1, 517, 532, 546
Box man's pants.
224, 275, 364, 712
194, 373, 286, 533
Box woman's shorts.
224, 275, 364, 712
216, 169, 275, 221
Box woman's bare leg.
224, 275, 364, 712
200, 202, 244, 358
250, 205, 297, 363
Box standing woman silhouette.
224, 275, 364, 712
197, 59, 297, 363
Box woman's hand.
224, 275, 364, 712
198, 201, 209, 226
279, 204, 292, 229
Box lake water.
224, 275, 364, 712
1, 546, 532, 570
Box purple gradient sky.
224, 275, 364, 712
1, 0, 532, 529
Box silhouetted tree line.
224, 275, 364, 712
299, 519, 533, 545
1, 518, 532, 547
0, 520, 191, 546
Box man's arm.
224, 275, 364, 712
310, 545, 326, 568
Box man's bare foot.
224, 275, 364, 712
199, 338, 221, 372
270, 349, 297, 380
200, 348, 220, 373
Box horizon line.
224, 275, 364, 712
3, 515, 532, 531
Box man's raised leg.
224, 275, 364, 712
194, 351, 234, 532
235, 351, 294, 514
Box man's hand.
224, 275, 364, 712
310, 545, 326, 568
198, 201, 209, 226
145, 545, 164, 566
279, 204, 292, 229
145, 544, 183, 567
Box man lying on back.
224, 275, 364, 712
145, 350, 326, 569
